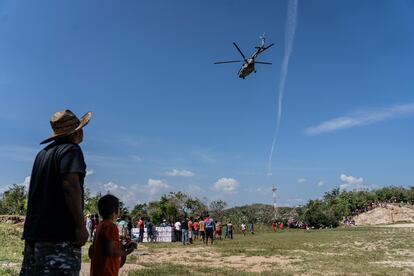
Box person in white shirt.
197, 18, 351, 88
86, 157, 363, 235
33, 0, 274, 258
241, 223, 247, 236
174, 221, 181, 242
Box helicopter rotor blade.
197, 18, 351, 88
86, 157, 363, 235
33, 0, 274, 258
264, 43, 275, 50
214, 60, 242, 64
233, 42, 247, 61
255, 61, 272, 65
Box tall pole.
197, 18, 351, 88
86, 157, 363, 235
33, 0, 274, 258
272, 185, 277, 221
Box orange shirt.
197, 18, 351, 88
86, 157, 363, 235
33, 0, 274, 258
91, 220, 121, 276
138, 220, 144, 229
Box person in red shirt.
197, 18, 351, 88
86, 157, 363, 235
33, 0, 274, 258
89, 195, 136, 276
193, 220, 199, 241
272, 222, 277, 232
137, 217, 145, 243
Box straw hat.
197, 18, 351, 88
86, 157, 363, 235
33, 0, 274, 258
40, 109, 92, 144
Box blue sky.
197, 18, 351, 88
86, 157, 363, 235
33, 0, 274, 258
1, 0, 413, 208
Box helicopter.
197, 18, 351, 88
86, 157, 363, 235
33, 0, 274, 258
214, 34, 274, 79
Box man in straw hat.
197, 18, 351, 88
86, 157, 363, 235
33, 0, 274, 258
20, 109, 92, 276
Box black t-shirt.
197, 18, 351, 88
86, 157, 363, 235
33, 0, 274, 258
181, 220, 188, 230
23, 141, 86, 242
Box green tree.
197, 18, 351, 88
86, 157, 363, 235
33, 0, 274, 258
84, 189, 101, 216
119, 200, 129, 217
130, 203, 148, 221
0, 184, 27, 215
209, 200, 227, 220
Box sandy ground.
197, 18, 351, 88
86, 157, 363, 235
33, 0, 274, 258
80, 245, 301, 275
379, 223, 414, 228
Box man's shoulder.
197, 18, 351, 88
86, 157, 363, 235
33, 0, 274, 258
43, 142, 82, 158
57, 142, 82, 153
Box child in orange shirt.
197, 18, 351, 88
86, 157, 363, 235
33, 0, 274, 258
89, 194, 136, 276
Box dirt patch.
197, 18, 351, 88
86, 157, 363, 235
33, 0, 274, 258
0, 215, 24, 224
288, 249, 347, 257
81, 245, 301, 275
372, 261, 414, 268
354, 205, 414, 226
380, 223, 414, 228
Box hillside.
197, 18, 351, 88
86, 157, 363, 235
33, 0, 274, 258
353, 204, 414, 225
222, 204, 300, 225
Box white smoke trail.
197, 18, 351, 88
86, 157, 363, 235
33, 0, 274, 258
267, 0, 299, 175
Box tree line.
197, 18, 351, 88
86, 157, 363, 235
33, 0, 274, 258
300, 186, 414, 228
1, 183, 413, 229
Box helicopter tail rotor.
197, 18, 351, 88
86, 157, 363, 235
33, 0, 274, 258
259, 32, 266, 46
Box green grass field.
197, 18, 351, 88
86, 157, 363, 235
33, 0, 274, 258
1, 223, 413, 275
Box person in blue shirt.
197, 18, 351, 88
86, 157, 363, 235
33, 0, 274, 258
204, 215, 215, 245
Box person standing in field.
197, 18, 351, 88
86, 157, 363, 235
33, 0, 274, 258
146, 219, 154, 243
193, 219, 199, 241
20, 109, 92, 276
188, 217, 193, 244
224, 222, 229, 239
227, 221, 233, 239
250, 222, 254, 235
215, 220, 222, 240
92, 214, 100, 239
181, 217, 189, 245
137, 217, 145, 243
204, 215, 215, 245
86, 215, 94, 241
198, 217, 205, 243
272, 222, 277, 232
116, 215, 129, 243
241, 223, 247, 236
89, 194, 136, 276
174, 220, 181, 242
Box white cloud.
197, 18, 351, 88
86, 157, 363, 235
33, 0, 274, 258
340, 174, 363, 185
0, 176, 31, 195
88, 178, 173, 208
339, 174, 365, 191
86, 169, 94, 176
103, 181, 127, 192
147, 179, 169, 195
98, 182, 136, 207
18, 176, 31, 190
213, 177, 239, 193
298, 178, 307, 183
305, 102, 414, 135
165, 169, 195, 177
317, 181, 325, 187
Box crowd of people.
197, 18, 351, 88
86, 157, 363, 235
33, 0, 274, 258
351, 200, 389, 216
105, 215, 262, 246
173, 216, 225, 245
18, 109, 312, 276
343, 217, 356, 226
